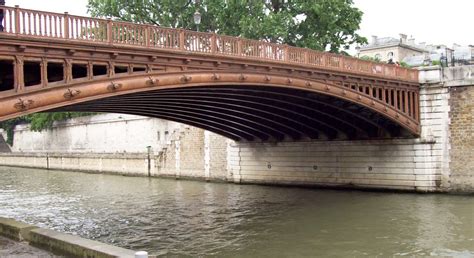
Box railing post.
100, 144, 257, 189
237, 39, 242, 56
284, 45, 289, 61
211, 33, 217, 54
179, 29, 185, 50
144, 25, 150, 47
14, 5, 20, 35
107, 18, 113, 44
304, 50, 309, 64
63, 12, 69, 39
14, 56, 24, 92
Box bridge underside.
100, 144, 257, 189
54, 85, 413, 142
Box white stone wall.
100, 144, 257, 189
0, 153, 153, 176
12, 114, 181, 154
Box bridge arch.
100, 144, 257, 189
0, 70, 420, 142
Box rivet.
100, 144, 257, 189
342, 90, 346, 95
287, 78, 293, 84
306, 81, 312, 87
265, 75, 271, 82
239, 74, 247, 81
326, 85, 330, 91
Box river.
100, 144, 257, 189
0, 166, 473, 257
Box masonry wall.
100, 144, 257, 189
0, 152, 152, 176
449, 86, 474, 191
11, 114, 180, 154
227, 83, 450, 192
155, 127, 229, 181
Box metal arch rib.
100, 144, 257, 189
148, 90, 368, 138
57, 106, 259, 141
157, 87, 386, 137
64, 103, 276, 141
57, 108, 247, 141
76, 95, 313, 140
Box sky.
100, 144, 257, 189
6, 0, 474, 48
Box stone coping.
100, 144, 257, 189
0, 217, 136, 258
0, 152, 150, 159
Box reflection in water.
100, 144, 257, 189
0, 166, 473, 257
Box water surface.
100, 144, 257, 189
0, 166, 473, 257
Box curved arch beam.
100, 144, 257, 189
157, 87, 385, 136
61, 101, 289, 140
61, 104, 277, 141
0, 71, 420, 137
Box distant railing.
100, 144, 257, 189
0, 5, 419, 82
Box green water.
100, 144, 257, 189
0, 166, 473, 257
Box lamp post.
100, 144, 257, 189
193, 0, 201, 32
193, 10, 201, 32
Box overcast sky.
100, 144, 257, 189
7, 0, 473, 47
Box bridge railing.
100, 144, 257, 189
0, 5, 419, 82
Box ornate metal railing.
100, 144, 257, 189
0, 5, 418, 82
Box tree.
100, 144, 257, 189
87, 0, 367, 53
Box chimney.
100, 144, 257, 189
371, 35, 378, 45
399, 34, 407, 44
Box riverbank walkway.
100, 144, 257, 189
0, 236, 57, 257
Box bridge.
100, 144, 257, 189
0, 5, 420, 142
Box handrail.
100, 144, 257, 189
0, 5, 419, 82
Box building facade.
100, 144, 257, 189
357, 34, 427, 63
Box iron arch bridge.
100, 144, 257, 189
0, 5, 420, 142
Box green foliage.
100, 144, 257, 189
360, 55, 381, 63
399, 61, 410, 68
87, 0, 367, 53
431, 60, 441, 66
0, 112, 95, 145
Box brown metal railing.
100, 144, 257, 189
0, 5, 419, 82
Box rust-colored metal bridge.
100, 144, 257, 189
0, 5, 420, 141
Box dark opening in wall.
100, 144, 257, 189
114, 66, 128, 74
93, 65, 108, 76
72, 64, 88, 79
133, 66, 146, 72
0, 60, 14, 92
47, 62, 64, 83
24, 61, 42, 87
